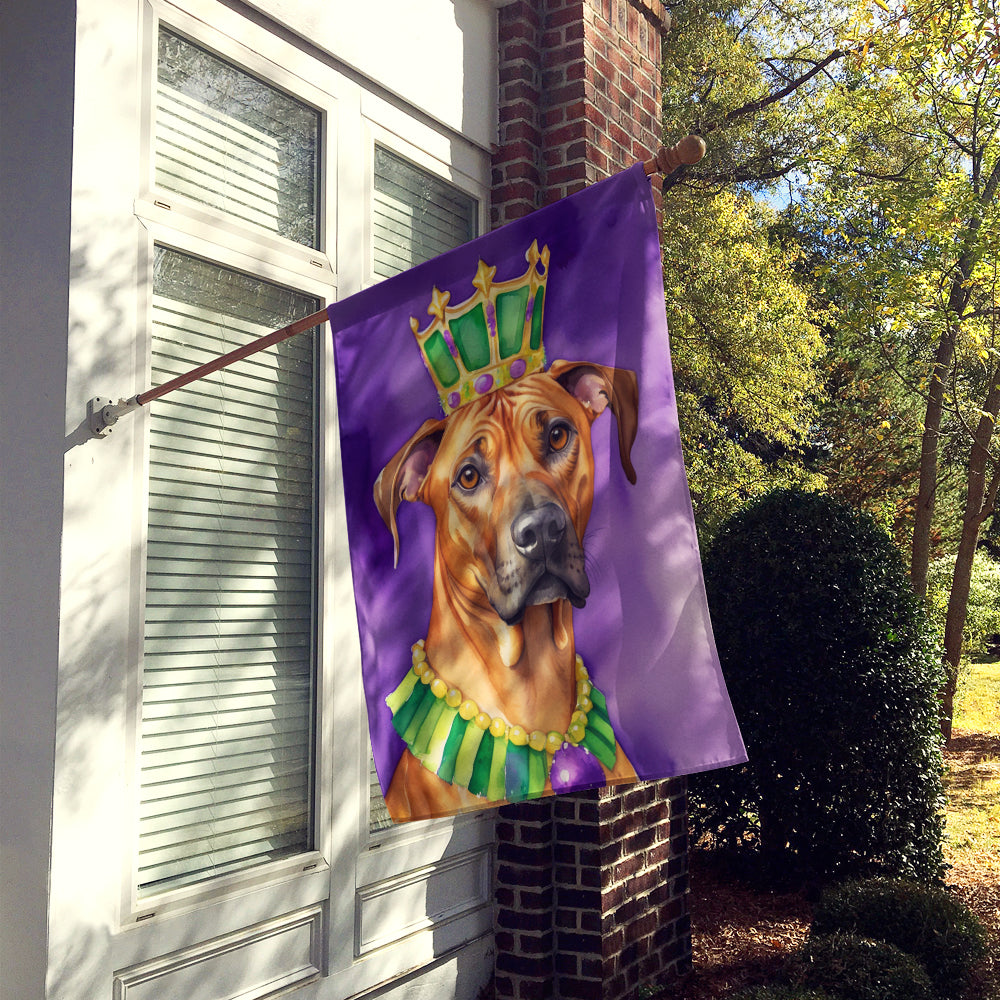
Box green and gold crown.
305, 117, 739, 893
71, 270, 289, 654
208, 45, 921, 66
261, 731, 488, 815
411, 240, 549, 414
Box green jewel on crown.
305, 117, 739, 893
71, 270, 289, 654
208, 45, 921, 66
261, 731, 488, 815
410, 240, 549, 415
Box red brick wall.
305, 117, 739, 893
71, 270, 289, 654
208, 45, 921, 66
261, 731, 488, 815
491, 4, 691, 998
492, 0, 667, 227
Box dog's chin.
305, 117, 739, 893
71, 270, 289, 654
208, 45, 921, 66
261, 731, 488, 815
499, 573, 588, 625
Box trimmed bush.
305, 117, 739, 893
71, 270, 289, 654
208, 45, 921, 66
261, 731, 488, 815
812, 878, 988, 998
793, 933, 934, 1000
691, 489, 946, 881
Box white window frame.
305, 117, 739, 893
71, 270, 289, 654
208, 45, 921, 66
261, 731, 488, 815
110, 0, 496, 991
124, 0, 340, 928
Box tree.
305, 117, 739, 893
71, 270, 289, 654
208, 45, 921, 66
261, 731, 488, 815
801, 0, 1000, 736
659, 1, 843, 538
661, 1, 998, 736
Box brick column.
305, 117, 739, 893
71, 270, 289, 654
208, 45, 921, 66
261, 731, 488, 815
495, 799, 556, 999
493, 0, 667, 226
491, 4, 691, 999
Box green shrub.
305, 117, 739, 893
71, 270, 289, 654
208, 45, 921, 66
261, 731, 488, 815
812, 878, 988, 998
792, 933, 934, 1000
691, 489, 946, 882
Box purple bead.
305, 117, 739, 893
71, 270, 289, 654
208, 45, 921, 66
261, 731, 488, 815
474, 374, 494, 395
550, 743, 606, 793
448, 391, 461, 410
509, 359, 527, 380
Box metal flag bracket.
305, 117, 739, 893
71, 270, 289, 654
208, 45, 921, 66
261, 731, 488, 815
86, 136, 705, 439
88, 395, 141, 438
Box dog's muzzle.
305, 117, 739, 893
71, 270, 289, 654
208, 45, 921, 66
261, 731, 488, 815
492, 501, 590, 623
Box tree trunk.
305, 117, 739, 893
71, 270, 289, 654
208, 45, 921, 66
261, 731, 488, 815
910, 160, 1000, 595
940, 374, 1000, 741
910, 328, 956, 598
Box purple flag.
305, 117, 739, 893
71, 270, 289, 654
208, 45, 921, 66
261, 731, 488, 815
329, 165, 745, 821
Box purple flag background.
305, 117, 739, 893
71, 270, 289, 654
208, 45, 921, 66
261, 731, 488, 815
329, 164, 745, 816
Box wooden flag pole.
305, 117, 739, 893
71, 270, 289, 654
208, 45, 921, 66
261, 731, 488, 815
642, 134, 706, 176
88, 136, 705, 437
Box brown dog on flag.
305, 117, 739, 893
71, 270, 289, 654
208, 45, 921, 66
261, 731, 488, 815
374, 360, 639, 820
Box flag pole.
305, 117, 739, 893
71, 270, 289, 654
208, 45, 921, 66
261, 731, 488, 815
88, 135, 705, 438
642, 134, 706, 176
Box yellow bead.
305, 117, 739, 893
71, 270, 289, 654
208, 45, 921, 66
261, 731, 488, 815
576, 695, 593, 713
546, 731, 563, 755
575, 655, 588, 680
571, 710, 588, 729
430, 677, 448, 699
578, 679, 592, 699
446, 687, 462, 709
490, 717, 508, 739
419, 667, 433, 685
412, 644, 427, 663
528, 730, 547, 752
459, 699, 479, 721
475, 712, 491, 731
508, 725, 528, 746
566, 721, 585, 745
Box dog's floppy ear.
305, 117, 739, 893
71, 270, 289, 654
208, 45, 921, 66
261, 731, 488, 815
548, 360, 639, 484
373, 417, 446, 566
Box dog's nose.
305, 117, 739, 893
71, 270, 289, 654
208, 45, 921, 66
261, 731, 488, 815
511, 503, 567, 560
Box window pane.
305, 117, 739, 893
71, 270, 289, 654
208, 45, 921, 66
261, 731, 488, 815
139, 247, 318, 895
369, 150, 478, 831
156, 28, 320, 248
373, 146, 477, 279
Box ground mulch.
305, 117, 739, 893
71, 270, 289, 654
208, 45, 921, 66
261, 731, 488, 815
655, 849, 814, 999
656, 733, 1000, 1000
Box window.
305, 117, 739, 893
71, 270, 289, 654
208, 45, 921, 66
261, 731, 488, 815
139, 248, 319, 895
136, 26, 323, 897
372, 145, 477, 279
155, 28, 320, 247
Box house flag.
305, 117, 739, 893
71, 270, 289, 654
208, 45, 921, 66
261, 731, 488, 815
329, 164, 746, 822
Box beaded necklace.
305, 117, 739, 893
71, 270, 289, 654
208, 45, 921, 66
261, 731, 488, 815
385, 640, 619, 802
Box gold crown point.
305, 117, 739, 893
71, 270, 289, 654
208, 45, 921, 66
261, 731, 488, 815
526, 240, 549, 273
428, 287, 450, 321
473, 260, 497, 297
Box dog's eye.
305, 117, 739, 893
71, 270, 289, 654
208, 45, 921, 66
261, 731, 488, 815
548, 423, 571, 452
457, 464, 481, 491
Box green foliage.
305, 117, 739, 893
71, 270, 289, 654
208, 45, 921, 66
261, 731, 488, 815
791, 934, 934, 1000
927, 550, 1000, 658
664, 189, 826, 541
658, 1, 843, 541
661, 0, 852, 192
811, 878, 988, 999
691, 489, 946, 881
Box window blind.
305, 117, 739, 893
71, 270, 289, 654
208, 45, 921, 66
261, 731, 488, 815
156, 28, 320, 248
368, 148, 478, 831
372, 146, 477, 281
138, 248, 319, 895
